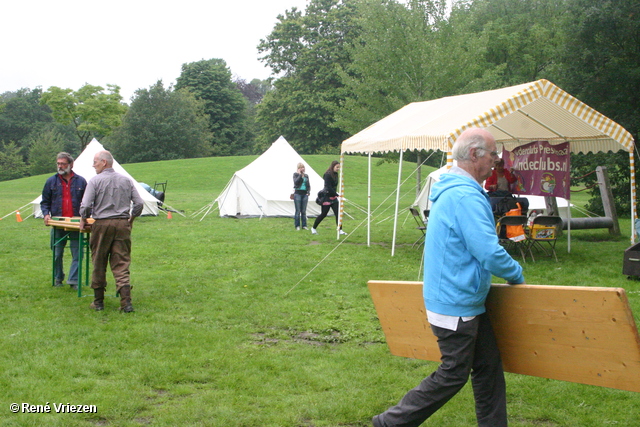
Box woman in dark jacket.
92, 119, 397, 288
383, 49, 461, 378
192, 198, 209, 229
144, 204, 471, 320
293, 162, 310, 230
311, 160, 347, 235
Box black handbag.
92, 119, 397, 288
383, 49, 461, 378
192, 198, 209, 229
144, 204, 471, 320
316, 189, 327, 206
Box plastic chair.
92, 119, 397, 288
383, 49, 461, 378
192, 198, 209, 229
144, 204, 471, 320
409, 207, 427, 247
527, 216, 563, 262
495, 215, 530, 261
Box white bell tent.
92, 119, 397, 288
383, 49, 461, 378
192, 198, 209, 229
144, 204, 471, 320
210, 136, 325, 218
340, 79, 635, 254
31, 138, 162, 217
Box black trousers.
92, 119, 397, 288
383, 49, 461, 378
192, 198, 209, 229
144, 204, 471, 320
313, 202, 339, 229
376, 312, 507, 427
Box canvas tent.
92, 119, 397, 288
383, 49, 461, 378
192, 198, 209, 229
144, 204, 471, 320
340, 79, 635, 253
31, 138, 162, 217
213, 136, 325, 218
413, 165, 572, 216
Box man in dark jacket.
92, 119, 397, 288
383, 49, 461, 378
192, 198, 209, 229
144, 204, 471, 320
40, 152, 87, 289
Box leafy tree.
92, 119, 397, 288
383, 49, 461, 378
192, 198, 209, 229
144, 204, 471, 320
0, 142, 29, 181
256, 0, 359, 153
235, 77, 271, 105
335, 0, 480, 134
109, 81, 213, 163
27, 129, 66, 175
0, 88, 56, 156
464, 0, 568, 88
40, 84, 128, 150
553, 0, 640, 216
175, 59, 249, 156
558, 0, 640, 139
234, 77, 273, 154
571, 151, 631, 217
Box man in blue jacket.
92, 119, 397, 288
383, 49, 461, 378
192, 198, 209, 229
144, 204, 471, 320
41, 152, 87, 289
373, 128, 525, 427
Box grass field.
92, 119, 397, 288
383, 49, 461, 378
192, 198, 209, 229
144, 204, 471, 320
0, 154, 638, 426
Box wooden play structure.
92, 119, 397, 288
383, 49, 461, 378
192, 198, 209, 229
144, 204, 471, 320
368, 280, 640, 393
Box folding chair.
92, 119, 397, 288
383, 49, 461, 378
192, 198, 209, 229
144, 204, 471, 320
409, 207, 427, 247
527, 216, 563, 262
495, 215, 530, 261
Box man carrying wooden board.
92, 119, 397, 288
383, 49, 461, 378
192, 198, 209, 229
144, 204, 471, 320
373, 128, 525, 427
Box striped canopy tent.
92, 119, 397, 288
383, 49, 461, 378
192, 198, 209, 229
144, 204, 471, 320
340, 79, 636, 253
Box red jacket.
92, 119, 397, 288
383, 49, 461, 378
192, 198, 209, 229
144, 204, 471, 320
484, 169, 516, 192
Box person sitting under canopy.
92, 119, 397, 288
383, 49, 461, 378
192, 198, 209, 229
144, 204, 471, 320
485, 158, 517, 197
485, 159, 529, 216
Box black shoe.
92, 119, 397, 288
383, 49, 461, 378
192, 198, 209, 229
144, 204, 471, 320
69, 284, 78, 290
53, 280, 63, 287
120, 304, 134, 313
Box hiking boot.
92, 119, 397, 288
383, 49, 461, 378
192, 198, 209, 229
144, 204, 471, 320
89, 301, 104, 311
119, 286, 134, 313
90, 287, 105, 311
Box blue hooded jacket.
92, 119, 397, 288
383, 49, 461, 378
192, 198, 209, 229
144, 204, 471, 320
424, 168, 524, 317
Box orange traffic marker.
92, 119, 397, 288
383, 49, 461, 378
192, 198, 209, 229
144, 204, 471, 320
167, 211, 172, 219
16, 211, 23, 222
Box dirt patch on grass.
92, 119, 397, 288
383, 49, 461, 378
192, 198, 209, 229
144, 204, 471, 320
250, 329, 350, 346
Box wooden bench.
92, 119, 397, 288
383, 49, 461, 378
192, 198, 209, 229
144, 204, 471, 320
368, 280, 640, 393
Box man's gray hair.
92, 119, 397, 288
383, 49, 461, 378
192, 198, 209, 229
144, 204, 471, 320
57, 152, 74, 164
96, 150, 114, 167
451, 129, 492, 161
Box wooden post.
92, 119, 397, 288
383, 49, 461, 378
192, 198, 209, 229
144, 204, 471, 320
596, 166, 620, 235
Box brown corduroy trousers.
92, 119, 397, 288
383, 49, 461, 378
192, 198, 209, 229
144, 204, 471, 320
89, 219, 132, 293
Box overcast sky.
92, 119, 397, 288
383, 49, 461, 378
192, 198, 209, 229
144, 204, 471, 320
1, 0, 310, 102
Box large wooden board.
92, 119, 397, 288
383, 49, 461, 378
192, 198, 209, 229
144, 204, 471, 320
368, 280, 640, 393
47, 216, 94, 232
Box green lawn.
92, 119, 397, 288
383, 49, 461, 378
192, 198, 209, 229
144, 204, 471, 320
0, 155, 638, 426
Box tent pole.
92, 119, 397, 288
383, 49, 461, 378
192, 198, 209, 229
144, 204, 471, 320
392, 150, 404, 256
368, 153, 372, 247
630, 150, 637, 243
338, 155, 345, 240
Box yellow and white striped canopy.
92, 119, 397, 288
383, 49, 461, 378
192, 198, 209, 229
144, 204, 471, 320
341, 79, 634, 155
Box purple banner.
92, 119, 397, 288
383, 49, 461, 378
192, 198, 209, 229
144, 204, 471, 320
502, 141, 571, 200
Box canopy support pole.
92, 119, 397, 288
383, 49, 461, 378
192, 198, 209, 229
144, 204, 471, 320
516, 109, 567, 139
631, 150, 637, 243
391, 150, 404, 256
491, 124, 519, 141
367, 153, 372, 247
337, 155, 345, 240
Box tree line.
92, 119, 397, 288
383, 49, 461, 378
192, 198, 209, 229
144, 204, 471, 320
1, 0, 638, 215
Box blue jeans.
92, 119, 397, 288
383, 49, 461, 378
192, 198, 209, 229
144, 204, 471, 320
294, 193, 308, 228
51, 228, 80, 285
